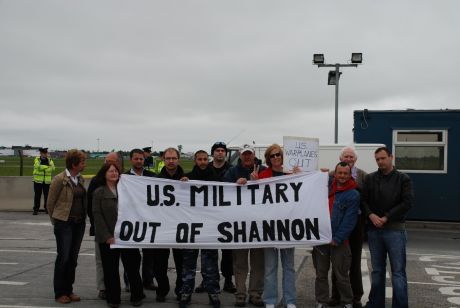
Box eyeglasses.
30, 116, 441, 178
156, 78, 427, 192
269, 152, 281, 159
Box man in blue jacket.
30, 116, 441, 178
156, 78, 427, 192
313, 162, 359, 308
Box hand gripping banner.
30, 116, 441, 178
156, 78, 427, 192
112, 171, 331, 249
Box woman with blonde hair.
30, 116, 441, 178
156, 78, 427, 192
257, 144, 298, 308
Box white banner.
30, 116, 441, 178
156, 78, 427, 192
113, 172, 331, 249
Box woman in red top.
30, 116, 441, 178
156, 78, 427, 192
254, 144, 298, 308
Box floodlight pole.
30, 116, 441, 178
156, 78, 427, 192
315, 62, 358, 144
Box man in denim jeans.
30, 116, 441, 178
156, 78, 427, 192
362, 147, 414, 308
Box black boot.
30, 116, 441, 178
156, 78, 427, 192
208, 294, 221, 308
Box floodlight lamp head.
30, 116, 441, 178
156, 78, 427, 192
313, 54, 325, 64
351, 53, 363, 64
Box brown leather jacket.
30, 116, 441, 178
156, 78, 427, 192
47, 171, 87, 223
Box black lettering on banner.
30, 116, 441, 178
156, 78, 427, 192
236, 186, 242, 205
190, 185, 208, 207
233, 221, 247, 243
249, 221, 261, 242
277, 219, 291, 241
119, 221, 133, 241
275, 183, 289, 203
291, 219, 304, 240
190, 223, 203, 243
305, 218, 320, 240
262, 185, 273, 204
146, 185, 160, 206
217, 222, 232, 243
247, 185, 259, 204
213, 185, 217, 206
133, 222, 147, 242
262, 220, 276, 241
149, 222, 161, 243
163, 185, 175, 206
289, 182, 302, 202
219, 186, 231, 206
176, 223, 188, 243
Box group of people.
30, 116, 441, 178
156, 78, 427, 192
39, 141, 413, 308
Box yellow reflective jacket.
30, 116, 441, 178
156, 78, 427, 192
33, 156, 55, 184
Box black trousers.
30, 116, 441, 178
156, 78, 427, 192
331, 214, 365, 304
33, 182, 50, 211
142, 248, 155, 285
173, 248, 183, 296
221, 249, 234, 279
152, 248, 171, 297
99, 244, 144, 305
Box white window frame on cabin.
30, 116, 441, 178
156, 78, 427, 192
392, 129, 448, 174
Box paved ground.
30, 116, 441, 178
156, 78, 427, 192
0, 212, 459, 308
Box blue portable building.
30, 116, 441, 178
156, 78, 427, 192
353, 109, 460, 222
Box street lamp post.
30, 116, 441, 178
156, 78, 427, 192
313, 53, 362, 144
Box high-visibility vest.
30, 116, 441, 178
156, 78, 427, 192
153, 159, 165, 174
33, 156, 55, 184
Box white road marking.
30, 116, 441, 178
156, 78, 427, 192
408, 281, 460, 287
0, 262, 18, 265
0, 281, 28, 285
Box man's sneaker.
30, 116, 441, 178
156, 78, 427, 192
179, 294, 191, 308
208, 294, 221, 308
33, 211, 38, 215
223, 279, 236, 293
234, 294, 246, 307
195, 281, 205, 293
343, 304, 353, 308
287, 304, 296, 308
316, 303, 328, 308
265, 304, 275, 308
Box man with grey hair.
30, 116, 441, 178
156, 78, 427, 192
329, 146, 367, 308
87, 152, 123, 300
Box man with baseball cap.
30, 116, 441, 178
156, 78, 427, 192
224, 144, 265, 307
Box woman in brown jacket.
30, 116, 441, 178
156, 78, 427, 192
92, 163, 144, 307
47, 149, 87, 304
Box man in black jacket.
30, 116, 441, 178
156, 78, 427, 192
125, 149, 158, 299
362, 147, 414, 308
157, 147, 185, 301
178, 150, 221, 308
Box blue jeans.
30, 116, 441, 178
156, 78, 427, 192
53, 219, 85, 298
263, 248, 296, 305
367, 228, 408, 308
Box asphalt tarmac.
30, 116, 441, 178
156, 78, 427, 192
0, 212, 459, 308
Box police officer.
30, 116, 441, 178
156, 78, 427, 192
143, 147, 154, 171
33, 147, 55, 215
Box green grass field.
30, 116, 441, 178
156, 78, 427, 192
0, 156, 194, 177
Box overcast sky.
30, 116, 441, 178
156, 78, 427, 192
1, 1, 459, 153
